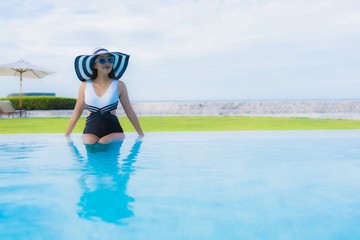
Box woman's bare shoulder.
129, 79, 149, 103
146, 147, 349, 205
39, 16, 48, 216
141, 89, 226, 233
117, 80, 126, 86
79, 81, 86, 90
117, 80, 127, 90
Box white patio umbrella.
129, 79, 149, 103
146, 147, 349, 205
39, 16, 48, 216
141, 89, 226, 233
0, 59, 54, 108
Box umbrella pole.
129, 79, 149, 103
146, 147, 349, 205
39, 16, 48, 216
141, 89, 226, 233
20, 71, 23, 117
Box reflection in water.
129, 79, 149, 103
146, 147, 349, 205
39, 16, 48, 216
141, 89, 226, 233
67, 139, 142, 225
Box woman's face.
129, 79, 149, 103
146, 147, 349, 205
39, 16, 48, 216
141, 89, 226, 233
94, 54, 114, 75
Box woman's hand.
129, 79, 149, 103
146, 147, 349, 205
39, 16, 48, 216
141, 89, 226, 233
136, 135, 144, 142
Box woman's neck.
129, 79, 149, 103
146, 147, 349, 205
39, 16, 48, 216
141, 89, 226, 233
94, 74, 111, 83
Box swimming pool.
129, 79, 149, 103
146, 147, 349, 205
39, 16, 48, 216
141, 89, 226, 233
0, 131, 360, 240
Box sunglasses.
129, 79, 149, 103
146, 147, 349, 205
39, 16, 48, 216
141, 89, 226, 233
95, 56, 114, 65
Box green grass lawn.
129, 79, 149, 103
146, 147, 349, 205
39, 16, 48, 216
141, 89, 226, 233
1, 116, 360, 134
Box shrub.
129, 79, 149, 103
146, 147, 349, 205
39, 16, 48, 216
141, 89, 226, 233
0, 96, 76, 110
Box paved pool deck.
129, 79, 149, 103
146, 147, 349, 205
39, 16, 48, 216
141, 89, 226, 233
9, 100, 360, 120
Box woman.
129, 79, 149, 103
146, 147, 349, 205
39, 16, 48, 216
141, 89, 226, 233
65, 47, 144, 144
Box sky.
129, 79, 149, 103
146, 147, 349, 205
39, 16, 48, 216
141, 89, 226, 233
0, 0, 359, 101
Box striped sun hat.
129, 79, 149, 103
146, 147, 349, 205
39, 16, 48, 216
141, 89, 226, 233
74, 47, 130, 81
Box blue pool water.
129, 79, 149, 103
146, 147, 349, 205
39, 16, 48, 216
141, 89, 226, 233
0, 131, 360, 240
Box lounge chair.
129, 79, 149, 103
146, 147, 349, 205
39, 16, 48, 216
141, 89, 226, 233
0, 100, 26, 118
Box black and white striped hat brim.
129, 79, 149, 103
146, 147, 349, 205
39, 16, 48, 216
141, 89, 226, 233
74, 47, 130, 81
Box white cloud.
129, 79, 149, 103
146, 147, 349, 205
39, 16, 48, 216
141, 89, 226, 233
0, 0, 360, 100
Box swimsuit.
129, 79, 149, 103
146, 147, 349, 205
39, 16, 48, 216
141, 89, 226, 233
83, 80, 123, 138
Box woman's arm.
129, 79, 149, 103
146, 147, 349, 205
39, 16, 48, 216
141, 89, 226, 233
65, 82, 86, 136
118, 81, 144, 136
